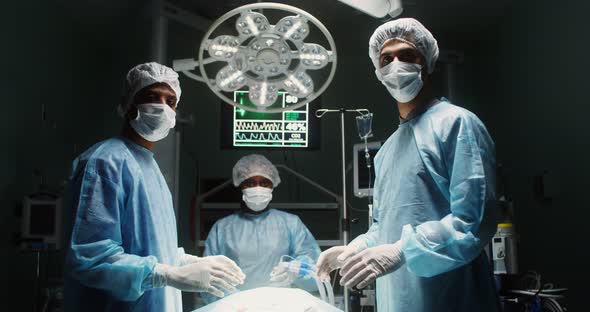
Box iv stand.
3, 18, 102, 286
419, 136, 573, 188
363, 136, 374, 228
315, 108, 371, 312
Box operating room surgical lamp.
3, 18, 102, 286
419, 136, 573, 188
315, 108, 372, 312
173, 2, 337, 113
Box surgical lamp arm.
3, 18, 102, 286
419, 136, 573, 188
173, 58, 217, 84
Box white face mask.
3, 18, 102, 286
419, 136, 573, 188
242, 186, 273, 212
130, 103, 176, 142
376, 60, 424, 103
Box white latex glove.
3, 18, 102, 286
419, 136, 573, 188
154, 255, 246, 298
339, 241, 404, 289
179, 253, 200, 266
269, 265, 298, 287
316, 240, 367, 282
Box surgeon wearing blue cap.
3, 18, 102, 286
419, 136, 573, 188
317, 19, 500, 312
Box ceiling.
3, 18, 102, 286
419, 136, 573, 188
166, 0, 512, 32
53, 0, 512, 53
56, 0, 512, 32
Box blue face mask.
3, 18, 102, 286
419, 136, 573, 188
130, 103, 176, 142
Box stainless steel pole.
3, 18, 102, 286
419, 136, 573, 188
315, 108, 372, 312
340, 110, 349, 312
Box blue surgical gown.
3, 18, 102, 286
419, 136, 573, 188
355, 100, 499, 312
64, 137, 184, 312
202, 209, 321, 303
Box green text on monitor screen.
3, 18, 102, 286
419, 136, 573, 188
233, 91, 309, 148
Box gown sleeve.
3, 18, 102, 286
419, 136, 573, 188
351, 202, 381, 249
400, 110, 497, 277
289, 216, 321, 291
201, 222, 221, 303
66, 159, 159, 301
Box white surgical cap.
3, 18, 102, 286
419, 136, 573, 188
118, 62, 181, 116
369, 18, 439, 74
233, 154, 281, 188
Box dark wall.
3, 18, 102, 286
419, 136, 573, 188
2, 1, 155, 309
428, 1, 589, 309
492, 0, 589, 308
2, 3, 74, 308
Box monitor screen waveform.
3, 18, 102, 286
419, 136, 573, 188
232, 91, 310, 148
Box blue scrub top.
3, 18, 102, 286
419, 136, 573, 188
202, 208, 321, 303
64, 137, 184, 312
357, 100, 499, 312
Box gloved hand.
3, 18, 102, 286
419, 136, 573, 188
178, 253, 200, 266
269, 265, 298, 287
339, 241, 404, 289
154, 255, 246, 298
316, 240, 367, 282
270, 255, 315, 287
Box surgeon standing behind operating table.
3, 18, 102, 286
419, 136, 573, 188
64, 62, 245, 312
317, 19, 500, 312
202, 154, 321, 303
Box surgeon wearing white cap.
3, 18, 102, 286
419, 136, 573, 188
64, 62, 245, 312
317, 19, 499, 311
202, 154, 321, 303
